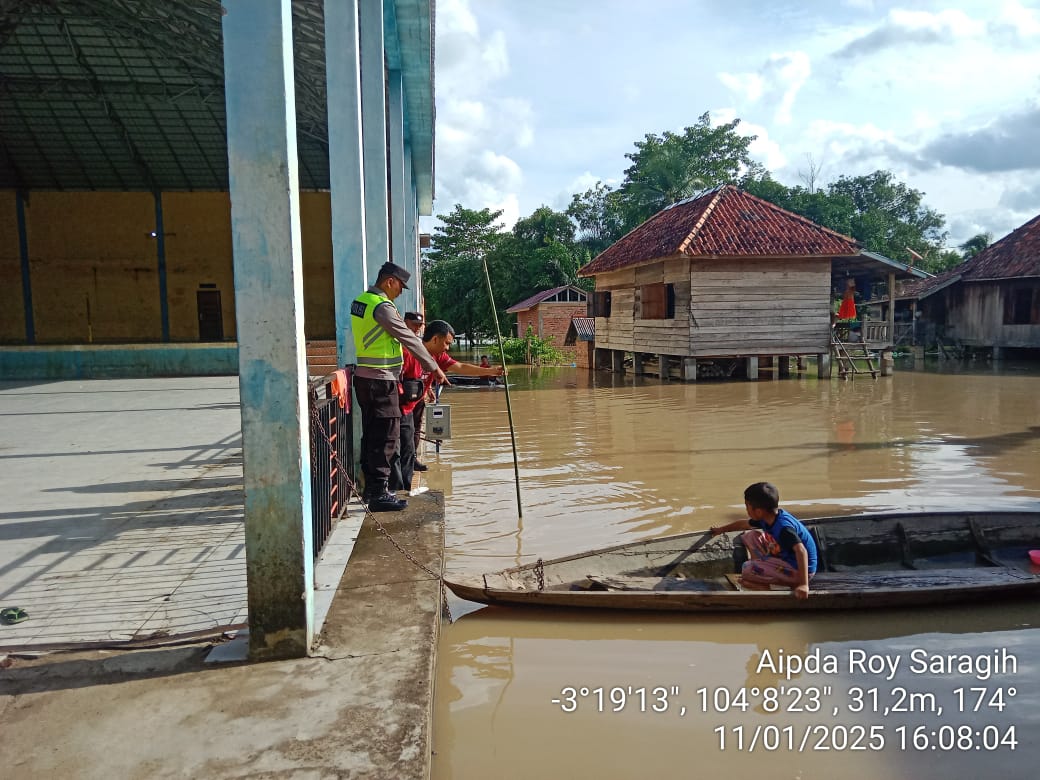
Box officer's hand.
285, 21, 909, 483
434, 368, 450, 386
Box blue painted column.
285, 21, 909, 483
360, 0, 390, 278
154, 191, 170, 342
15, 191, 35, 344
324, 0, 368, 367
387, 68, 413, 312
222, 0, 313, 660
404, 144, 420, 310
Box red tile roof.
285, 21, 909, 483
885, 212, 1040, 301
578, 184, 861, 276
958, 213, 1040, 280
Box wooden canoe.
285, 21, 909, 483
444, 511, 1040, 611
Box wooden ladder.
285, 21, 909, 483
831, 332, 878, 379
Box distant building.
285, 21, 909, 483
889, 213, 1040, 358
505, 285, 588, 362
578, 185, 926, 380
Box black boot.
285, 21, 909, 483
364, 481, 407, 512
369, 491, 407, 511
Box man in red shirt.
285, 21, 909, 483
403, 312, 430, 473
391, 319, 504, 492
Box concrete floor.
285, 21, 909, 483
0, 377, 445, 778
0, 377, 247, 647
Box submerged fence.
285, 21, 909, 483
308, 371, 354, 560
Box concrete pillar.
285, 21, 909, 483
404, 144, 419, 311
223, 0, 313, 659
153, 192, 170, 342
747, 355, 759, 380
611, 350, 625, 374
797, 356, 806, 371
682, 357, 697, 382
778, 356, 791, 378
15, 191, 35, 343
817, 353, 832, 379
880, 349, 895, 376
658, 353, 670, 380
324, 0, 367, 366
992, 346, 1003, 362
632, 353, 644, 375
387, 69, 414, 312
360, 0, 390, 276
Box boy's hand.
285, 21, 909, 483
793, 584, 810, 600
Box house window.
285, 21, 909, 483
640, 283, 675, 319
594, 291, 612, 318
1004, 289, 1037, 325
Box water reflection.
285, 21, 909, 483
429, 362, 1040, 778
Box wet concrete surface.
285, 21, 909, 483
0, 492, 445, 779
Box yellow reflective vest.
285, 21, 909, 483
350, 290, 403, 370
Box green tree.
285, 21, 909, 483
959, 232, 992, 259
423, 205, 506, 342
566, 181, 626, 255
615, 112, 758, 230
486, 206, 592, 332
827, 170, 947, 263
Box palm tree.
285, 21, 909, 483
959, 232, 992, 259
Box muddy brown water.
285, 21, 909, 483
428, 361, 1040, 779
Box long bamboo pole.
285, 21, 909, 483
480, 255, 523, 518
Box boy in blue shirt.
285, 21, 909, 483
710, 482, 817, 599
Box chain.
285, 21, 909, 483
535, 558, 545, 591
309, 391, 454, 623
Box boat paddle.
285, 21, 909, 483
652, 530, 714, 578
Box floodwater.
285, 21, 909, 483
428, 359, 1040, 780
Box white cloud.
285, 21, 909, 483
797, 119, 902, 172
437, 0, 509, 94
431, 1, 1040, 250
718, 51, 811, 125
989, 0, 1040, 40
432, 0, 530, 226
741, 120, 788, 171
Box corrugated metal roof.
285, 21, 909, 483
0, 0, 434, 210
579, 185, 862, 276
505, 284, 587, 313
564, 317, 594, 345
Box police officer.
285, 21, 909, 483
351, 262, 447, 511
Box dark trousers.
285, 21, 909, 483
391, 410, 416, 491
412, 401, 425, 451
352, 376, 400, 496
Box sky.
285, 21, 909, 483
427, 0, 1040, 250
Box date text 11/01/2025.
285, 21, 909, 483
715, 724, 1017, 753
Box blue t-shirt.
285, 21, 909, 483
750, 508, 818, 574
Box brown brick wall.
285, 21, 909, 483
514, 302, 589, 364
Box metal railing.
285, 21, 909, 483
308, 371, 355, 560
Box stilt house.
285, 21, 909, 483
577, 185, 925, 379
880, 213, 1040, 357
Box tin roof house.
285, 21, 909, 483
505, 284, 588, 364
